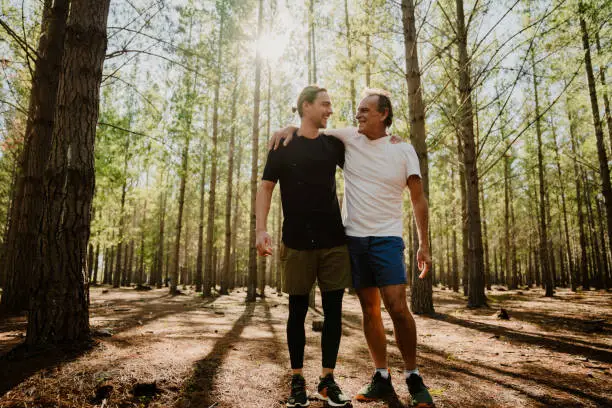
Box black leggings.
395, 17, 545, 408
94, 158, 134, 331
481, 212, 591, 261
287, 289, 344, 369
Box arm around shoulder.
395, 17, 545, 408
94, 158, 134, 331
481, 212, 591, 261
321, 127, 357, 144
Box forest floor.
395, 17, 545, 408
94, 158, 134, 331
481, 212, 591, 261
0, 285, 611, 408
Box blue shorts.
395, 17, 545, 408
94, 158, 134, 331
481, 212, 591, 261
346, 236, 407, 289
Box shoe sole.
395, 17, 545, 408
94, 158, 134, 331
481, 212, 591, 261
313, 392, 352, 407
355, 394, 383, 402
286, 401, 310, 407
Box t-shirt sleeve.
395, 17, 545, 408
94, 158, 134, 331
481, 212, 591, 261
262, 148, 281, 182
404, 144, 421, 179
327, 136, 346, 168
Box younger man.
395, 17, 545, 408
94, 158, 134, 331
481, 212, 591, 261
255, 86, 352, 407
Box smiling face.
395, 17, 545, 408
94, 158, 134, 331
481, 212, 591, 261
302, 91, 333, 129
356, 95, 387, 139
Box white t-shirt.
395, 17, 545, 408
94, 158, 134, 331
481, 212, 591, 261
329, 127, 421, 237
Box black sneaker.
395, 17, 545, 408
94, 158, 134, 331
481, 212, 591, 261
287, 374, 309, 407
314, 374, 352, 407
355, 371, 395, 402
406, 373, 434, 407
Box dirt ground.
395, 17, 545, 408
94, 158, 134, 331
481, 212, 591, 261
0, 285, 610, 407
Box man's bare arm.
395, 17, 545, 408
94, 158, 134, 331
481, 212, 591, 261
255, 180, 276, 256
407, 175, 431, 278
268, 127, 357, 150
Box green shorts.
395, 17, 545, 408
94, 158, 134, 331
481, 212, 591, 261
281, 244, 352, 295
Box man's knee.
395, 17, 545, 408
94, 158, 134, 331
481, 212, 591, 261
385, 297, 410, 320
357, 288, 381, 317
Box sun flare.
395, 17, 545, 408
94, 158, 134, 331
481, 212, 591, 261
256, 32, 289, 61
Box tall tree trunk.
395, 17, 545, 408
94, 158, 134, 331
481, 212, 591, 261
451, 167, 459, 292
480, 187, 491, 291
552, 117, 574, 287
402, 0, 433, 313
310, 0, 317, 84
171, 134, 190, 294
455, 0, 486, 307
568, 102, 588, 291
230, 144, 243, 290
531, 48, 553, 297
579, 6, 612, 264
504, 149, 511, 288
27, 0, 110, 345
247, 0, 264, 302
0, 157, 19, 289
595, 194, 609, 289
1, 0, 69, 313
114, 135, 130, 288
154, 178, 166, 289
364, 0, 372, 87
584, 174, 602, 288
307, 0, 313, 83
595, 29, 612, 163
220, 77, 238, 295
108, 244, 115, 285
195, 141, 207, 292
456, 129, 469, 294
87, 243, 95, 283
92, 242, 100, 285
204, 8, 225, 297
344, 0, 356, 122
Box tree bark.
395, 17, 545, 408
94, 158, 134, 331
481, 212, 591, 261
568, 101, 588, 291
401, 0, 433, 313
531, 48, 553, 297
247, 0, 264, 302
451, 167, 459, 292
480, 187, 491, 291
1, 0, 69, 313
171, 133, 190, 294
204, 7, 226, 297
154, 176, 166, 288
579, 8, 612, 265
195, 139, 207, 293
504, 149, 511, 288
220, 76, 238, 295
552, 117, 574, 287
230, 144, 243, 290
344, 0, 356, 122
455, 0, 486, 307
27, 0, 110, 345
595, 29, 612, 164
92, 242, 100, 285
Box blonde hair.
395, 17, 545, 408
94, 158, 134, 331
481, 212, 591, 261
293, 85, 327, 117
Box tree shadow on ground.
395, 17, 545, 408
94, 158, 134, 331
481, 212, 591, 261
176, 301, 256, 408
423, 313, 612, 363
416, 342, 612, 407
0, 287, 219, 397
338, 304, 611, 407
0, 341, 93, 397
506, 309, 611, 336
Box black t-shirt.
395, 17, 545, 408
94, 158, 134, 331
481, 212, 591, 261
262, 131, 345, 250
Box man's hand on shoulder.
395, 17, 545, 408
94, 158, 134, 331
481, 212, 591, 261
389, 134, 405, 144
268, 126, 298, 150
